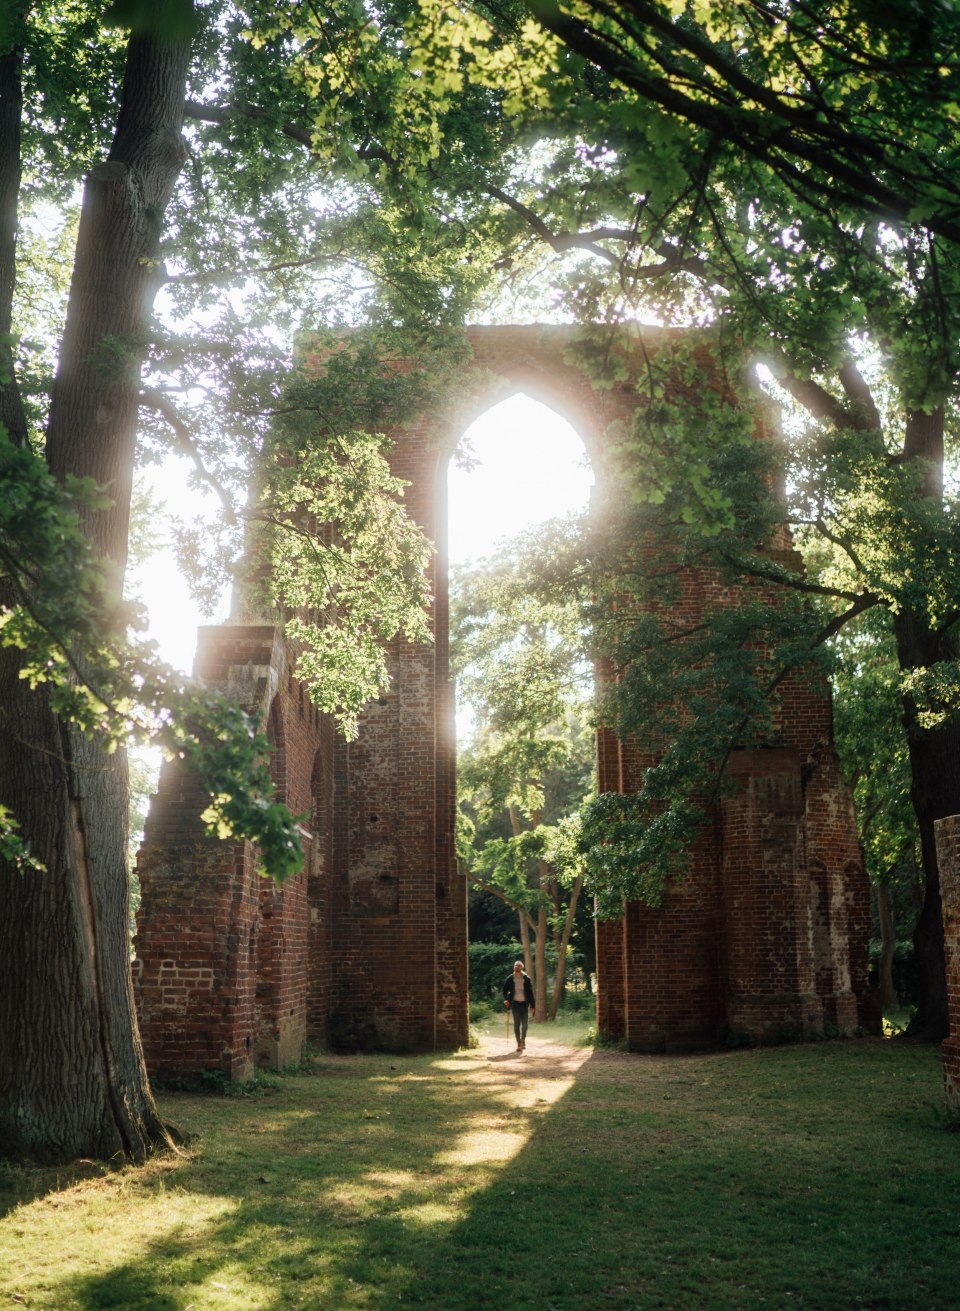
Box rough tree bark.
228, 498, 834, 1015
894, 406, 959, 1042
0, 13, 193, 1163
876, 880, 897, 1014
0, 5, 27, 446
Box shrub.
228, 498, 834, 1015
468, 941, 524, 1004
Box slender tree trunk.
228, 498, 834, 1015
548, 872, 583, 1020
519, 909, 533, 978
893, 406, 958, 1042
876, 880, 897, 1014
533, 905, 548, 1021
0, 15, 193, 1163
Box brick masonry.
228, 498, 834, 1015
135, 325, 876, 1075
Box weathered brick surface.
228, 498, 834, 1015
135, 324, 874, 1072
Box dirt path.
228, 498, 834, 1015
468, 1027, 594, 1082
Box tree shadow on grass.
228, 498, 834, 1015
0, 1157, 120, 1220
41, 1041, 567, 1309
35, 1039, 960, 1311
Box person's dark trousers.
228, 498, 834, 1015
511, 1000, 530, 1045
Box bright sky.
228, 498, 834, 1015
130, 393, 593, 674
127, 458, 231, 675
448, 394, 593, 566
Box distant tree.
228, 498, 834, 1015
828, 605, 923, 1012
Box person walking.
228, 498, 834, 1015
502, 960, 535, 1053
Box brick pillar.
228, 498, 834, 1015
620, 842, 725, 1053
135, 757, 260, 1081
720, 750, 824, 1041
136, 624, 285, 1079
594, 725, 623, 1039
330, 637, 441, 1051
306, 734, 336, 1047
596, 916, 626, 1041
255, 869, 309, 1069
801, 749, 874, 1036
934, 815, 960, 1108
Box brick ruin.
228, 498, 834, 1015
134, 325, 877, 1078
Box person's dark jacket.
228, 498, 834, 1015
502, 971, 535, 1006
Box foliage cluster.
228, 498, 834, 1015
467, 937, 585, 1004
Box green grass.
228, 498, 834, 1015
1, 1033, 958, 1310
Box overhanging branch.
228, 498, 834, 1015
139, 387, 237, 523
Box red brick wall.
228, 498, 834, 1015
136, 625, 329, 1076
306, 724, 336, 1045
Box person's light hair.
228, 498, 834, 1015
514, 961, 523, 970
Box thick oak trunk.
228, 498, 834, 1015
893, 407, 959, 1042
0, 660, 171, 1162
895, 612, 959, 1041
0, 10, 27, 445
0, 17, 192, 1163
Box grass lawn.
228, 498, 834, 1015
1, 1021, 958, 1311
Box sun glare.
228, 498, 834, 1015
447, 394, 593, 567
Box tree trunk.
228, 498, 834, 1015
876, 879, 897, 1014
0, 15, 193, 1163
533, 905, 548, 1021
893, 406, 959, 1042
548, 872, 583, 1020
0, 11, 27, 446
519, 911, 533, 978
895, 676, 957, 1040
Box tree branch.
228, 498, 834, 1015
485, 182, 621, 266
763, 356, 870, 432
139, 387, 237, 523
717, 546, 874, 606
465, 869, 530, 919
525, 0, 960, 243
184, 99, 317, 154
163, 249, 339, 288
837, 356, 882, 431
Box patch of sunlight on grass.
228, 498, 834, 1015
436, 1128, 529, 1166
361, 1169, 420, 1191
325, 1182, 384, 1214
189, 1265, 273, 1310
2, 1187, 236, 1306
397, 1199, 458, 1226
430, 1055, 486, 1071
